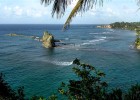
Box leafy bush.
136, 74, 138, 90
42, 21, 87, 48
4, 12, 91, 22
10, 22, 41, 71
135, 37, 140, 46
0, 73, 25, 100
125, 84, 140, 100
135, 29, 140, 47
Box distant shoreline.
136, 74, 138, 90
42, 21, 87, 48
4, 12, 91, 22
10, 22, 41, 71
97, 22, 140, 31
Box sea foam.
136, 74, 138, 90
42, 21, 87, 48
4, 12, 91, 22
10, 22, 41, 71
81, 38, 106, 46
51, 61, 73, 66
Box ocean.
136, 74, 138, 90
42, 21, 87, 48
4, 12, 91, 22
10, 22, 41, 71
0, 24, 140, 98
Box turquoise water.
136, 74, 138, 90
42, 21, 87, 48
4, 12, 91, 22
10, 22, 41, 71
0, 24, 140, 97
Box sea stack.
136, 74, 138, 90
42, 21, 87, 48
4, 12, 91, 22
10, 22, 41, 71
42, 31, 55, 48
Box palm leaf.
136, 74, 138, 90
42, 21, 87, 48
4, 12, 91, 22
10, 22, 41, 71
137, 0, 140, 10
41, 0, 54, 5
63, 0, 103, 30
137, 0, 140, 5
41, 0, 73, 18
62, 0, 83, 30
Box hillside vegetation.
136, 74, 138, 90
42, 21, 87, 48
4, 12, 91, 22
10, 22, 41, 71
110, 22, 140, 30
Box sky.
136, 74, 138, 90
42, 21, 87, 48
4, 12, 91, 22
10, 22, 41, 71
0, 0, 140, 24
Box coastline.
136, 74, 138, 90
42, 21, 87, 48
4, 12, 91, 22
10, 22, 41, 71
97, 22, 140, 50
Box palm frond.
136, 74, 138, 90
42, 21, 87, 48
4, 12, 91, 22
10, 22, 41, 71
41, 0, 73, 18
63, 0, 103, 30
52, 0, 73, 18
137, 0, 140, 5
63, 0, 83, 30
136, 0, 140, 13
41, 0, 53, 6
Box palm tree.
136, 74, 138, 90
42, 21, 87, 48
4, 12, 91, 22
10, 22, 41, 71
41, 0, 140, 30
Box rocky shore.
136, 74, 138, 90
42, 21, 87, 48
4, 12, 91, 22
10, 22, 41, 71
6, 32, 61, 48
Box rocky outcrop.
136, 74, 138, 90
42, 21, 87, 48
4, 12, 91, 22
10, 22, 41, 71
42, 31, 56, 48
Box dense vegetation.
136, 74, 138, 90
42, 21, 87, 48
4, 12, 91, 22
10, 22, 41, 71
110, 22, 140, 30
0, 59, 140, 100
0, 73, 24, 100
135, 29, 140, 47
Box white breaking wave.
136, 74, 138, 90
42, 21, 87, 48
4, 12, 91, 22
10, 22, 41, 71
36, 58, 73, 66
89, 32, 110, 35
89, 33, 99, 34
82, 42, 92, 45
89, 38, 105, 43
65, 38, 69, 40
81, 38, 106, 46
129, 45, 135, 49
34, 37, 41, 41
51, 61, 73, 66
94, 36, 107, 39
101, 36, 107, 39
102, 32, 111, 34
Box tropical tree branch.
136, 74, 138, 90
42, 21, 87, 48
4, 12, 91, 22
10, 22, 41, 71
63, 0, 104, 30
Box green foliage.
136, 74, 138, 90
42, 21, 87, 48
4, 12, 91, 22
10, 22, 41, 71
125, 84, 140, 100
136, 29, 140, 36
28, 94, 57, 100
106, 89, 123, 100
110, 22, 140, 30
30, 96, 46, 100
135, 37, 140, 47
135, 29, 140, 47
47, 95, 57, 100
0, 73, 25, 100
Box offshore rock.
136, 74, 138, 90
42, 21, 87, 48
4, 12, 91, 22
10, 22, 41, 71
42, 31, 56, 48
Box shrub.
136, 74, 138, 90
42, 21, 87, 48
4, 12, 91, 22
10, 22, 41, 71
0, 73, 25, 100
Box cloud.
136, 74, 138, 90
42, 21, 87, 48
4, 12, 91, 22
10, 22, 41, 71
4, 6, 11, 11
4, 6, 12, 15
3, 5, 48, 17
88, 3, 139, 21
13, 6, 23, 16
26, 8, 48, 17
122, 5, 137, 14
0, 0, 140, 24
4, 6, 24, 16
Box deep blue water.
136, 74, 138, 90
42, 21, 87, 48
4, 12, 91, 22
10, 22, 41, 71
0, 24, 140, 98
